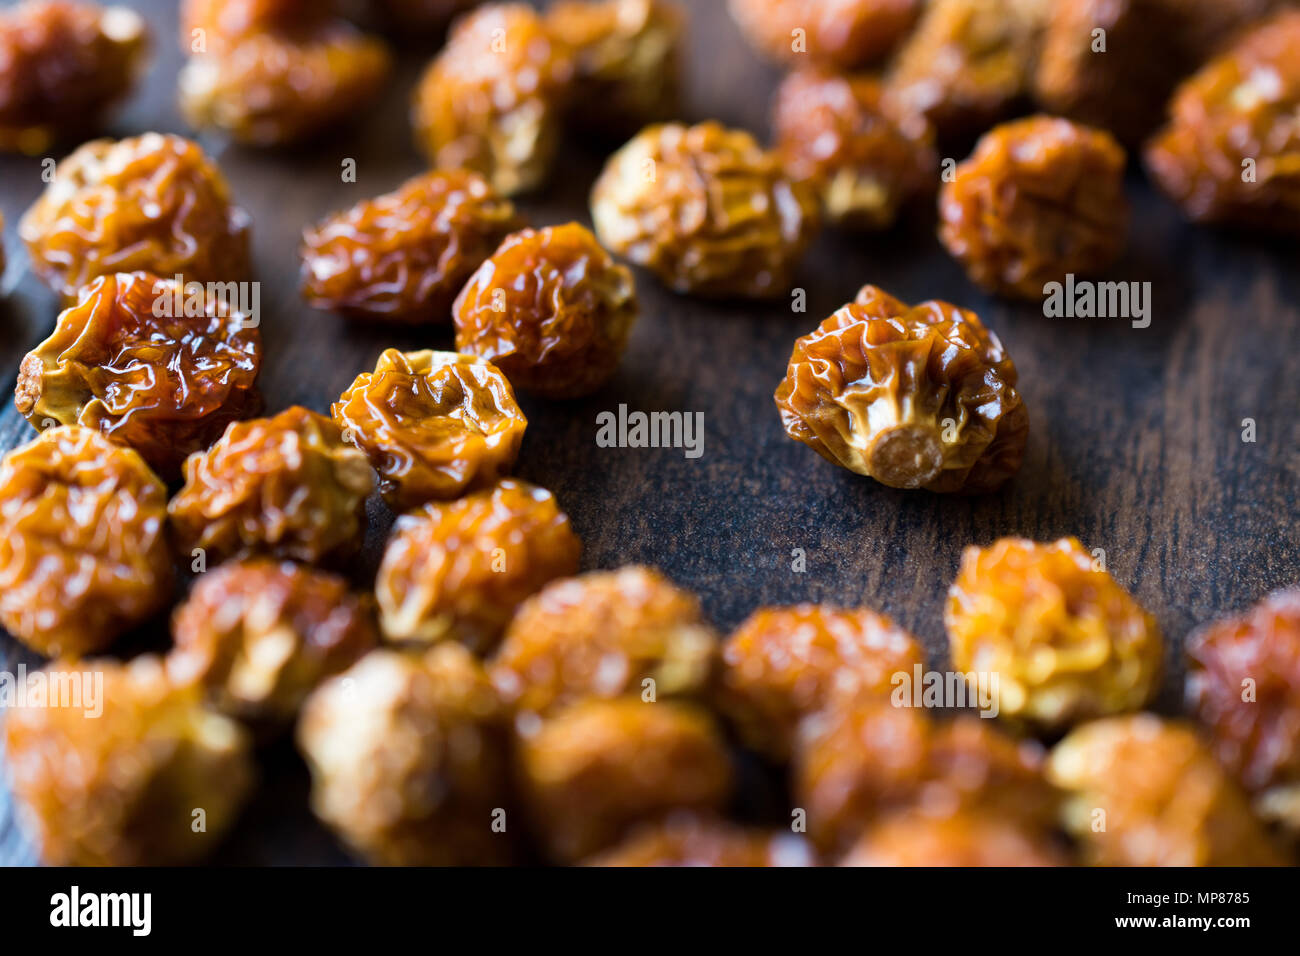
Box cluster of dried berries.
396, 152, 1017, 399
727, 0, 921, 69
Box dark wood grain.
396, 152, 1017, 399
1, 0, 1298, 866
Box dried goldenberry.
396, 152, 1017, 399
717, 604, 925, 761
591, 121, 819, 298
0, 426, 172, 658
19, 132, 251, 304
452, 223, 637, 398
727, 0, 920, 69
297, 644, 515, 865
168, 559, 378, 727
300, 169, 521, 324
938, 115, 1129, 299
490, 566, 717, 717
945, 537, 1163, 731
515, 698, 734, 863
168, 406, 373, 567
840, 809, 1068, 867
332, 348, 527, 510
376, 480, 582, 653
775, 284, 1028, 493
15, 272, 262, 480
4, 655, 254, 866
1047, 714, 1284, 866
585, 813, 815, 866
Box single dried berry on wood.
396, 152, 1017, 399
19, 132, 251, 304
376, 479, 581, 652
332, 348, 527, 510
15, 271, 262, 480
0, 0, 149, 155
945, 536, 1162, 730
298, 644, 515, 865
4, 655, 254, 866
717, 604, 925, 761
774, 284, 1028, 493
453, 222, 637, 398
1186, 588, 1300, 829
515, 698, 734, 863
168, 559, 378, 727
300, 169, 521, 324
591, 121, 819, 298
727, 0, 920, 68
168, 406, 373, 566
1047, 714, 1284, 866
412, 3, 574, 195
773, 69, 937, 229
585, 813, 816, 866
0, 426, 172, 658
840, 809, 1069, 867
490, 566, 717, 717
938, 115, 1128, 299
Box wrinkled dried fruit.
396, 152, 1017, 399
773, 69, 937, 229
453, 222, 637, 398
376, 479, 581, 652
515, 698, 733, 862
4, 655, 254, 866
938, 115, 1128, 299
840, 809, 1068, 866
718, 604, 925, 761
298, 644, 515, 865
19, 132, 251, 304
946, 537, 1163, 731
727, 0, 920, 68
169, 406, 373, 566
332, 348, 527, 510
300, 169, 520, 324
0, 426, 172, 657
15, 272, 262, 479
1047, 714, 1283, 866
1186, 588, 1300, 829
585, 813, 815, 866
412, 3, 574, 195
490, 566, 717, 717
775, 284, 1028, 493
0, 0, 150, 155
169, 559, 378, 726
591, 121, 819, 297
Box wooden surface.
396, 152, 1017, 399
1, 0, 1298, 866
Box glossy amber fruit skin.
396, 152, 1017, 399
946, 537, 1163, 731
4, 655, 254, 866
840, 809, 1069, 867
515, 698, 734, 863
0, 0, 149, 155
376, 479, 582, 652
1047, 714, 1284, 866
412, 3, 574, 196
0, 426, 172, 658
939, 115, 1128, 299
300, 169, 520, 324
453, 223, 637, 398
726, 0, 920, 69
297, 644, 515, 866
590, 121, 820, 298
773, 69, 937, 230
168, 406, 374, 566
19, 133, 251, 304
585, 813, 816, 866
169, 559, 378, 726
1187, 589, 1300, 829
15, 272, 262, 480
490, 566, 717, 717
775, 284, 1028, 493
718, 604, 925, 761
332, 348, 527, 510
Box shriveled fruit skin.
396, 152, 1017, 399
945, 536, 1163, 730
453, 223, 637, 398
0, 426, 172, 658
585, 813, 816, 866
15, 271, 263, 480
376, 479, 581, 653
727, 0, 920, 69
4, 655, 254, 866
332, 348, 527, 510
840, 809, 1069, 867
774, 284, 1028, 493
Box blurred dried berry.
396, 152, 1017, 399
585, 813, 815, 866
0, 426, 172, 657
727, 0, 920, 68
840, 809, 1069, 866
453, 222, 637, 398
